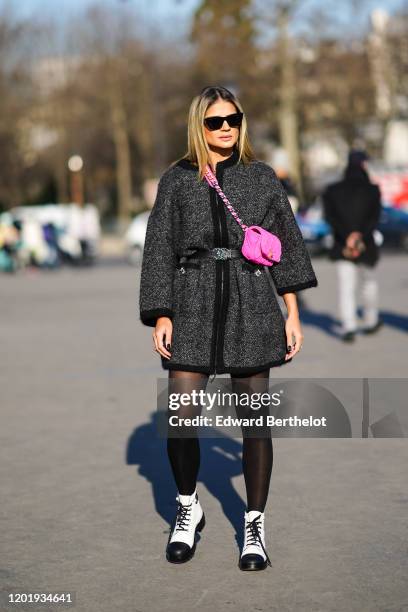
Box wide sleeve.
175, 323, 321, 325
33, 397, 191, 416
139, 172, 178, 327
262, 166, 318, 296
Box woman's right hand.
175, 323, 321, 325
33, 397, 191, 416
153, 317, 173, 359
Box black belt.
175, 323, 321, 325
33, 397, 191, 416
179, 248, 243, 263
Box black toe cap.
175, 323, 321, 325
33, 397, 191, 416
239, 553, 267, 571
166, 541, 194, 563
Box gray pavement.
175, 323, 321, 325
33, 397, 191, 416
1, 253, 408, 612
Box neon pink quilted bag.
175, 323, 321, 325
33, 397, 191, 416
204, 165, 281, 266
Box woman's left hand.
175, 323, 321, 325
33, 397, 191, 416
285, 313, 304, 360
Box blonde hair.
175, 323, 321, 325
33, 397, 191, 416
173, 86, 256, 181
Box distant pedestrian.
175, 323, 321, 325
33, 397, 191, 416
322, 149, 383, 342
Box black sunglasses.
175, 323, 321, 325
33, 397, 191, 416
204, 112, 243, 131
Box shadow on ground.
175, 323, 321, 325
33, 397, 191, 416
297, 297, 408, 337
126, 412, 247, 549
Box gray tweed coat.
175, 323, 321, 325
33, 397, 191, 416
139, 148, 318, 376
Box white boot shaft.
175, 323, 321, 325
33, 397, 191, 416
242, 510, 268, 561
169, 489, 203, 548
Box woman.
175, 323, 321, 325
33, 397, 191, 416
139, 86, 318, 570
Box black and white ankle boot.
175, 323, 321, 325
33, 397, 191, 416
239, 510, 272, 571
166, 489, 205, 564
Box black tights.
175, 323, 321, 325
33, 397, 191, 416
166, 369, 273, 513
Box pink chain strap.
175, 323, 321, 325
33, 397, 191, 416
204, 165, 248, 232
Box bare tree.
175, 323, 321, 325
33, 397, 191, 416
0, 5, 38, 208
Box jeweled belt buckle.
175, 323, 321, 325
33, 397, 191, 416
213, 247, 232, 260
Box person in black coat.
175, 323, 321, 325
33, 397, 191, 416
139, 85, 318, 570
322, 150, 383, 341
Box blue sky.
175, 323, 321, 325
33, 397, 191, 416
9, 0, 406, 21
7, 0, 197, 21
4, 0, 406, 40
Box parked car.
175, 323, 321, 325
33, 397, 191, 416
295, 205, 332, 254
7, 203, 101, 268
378, 205, 408, 251
124, 211, 150, 265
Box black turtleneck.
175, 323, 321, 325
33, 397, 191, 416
176, 147, 240, 172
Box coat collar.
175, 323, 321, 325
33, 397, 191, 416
176, 147, 240, 172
